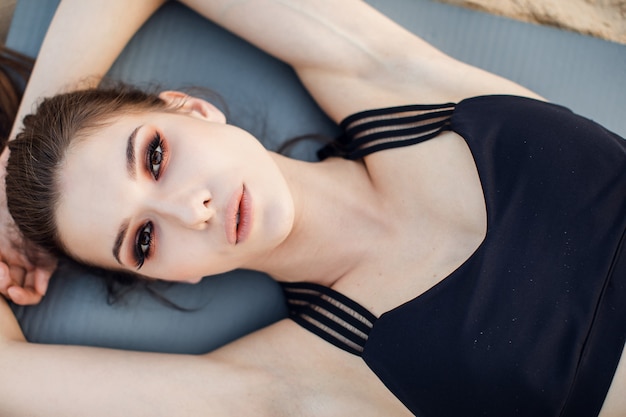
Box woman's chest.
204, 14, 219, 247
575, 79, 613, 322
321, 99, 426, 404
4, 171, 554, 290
335, 131, 488, 315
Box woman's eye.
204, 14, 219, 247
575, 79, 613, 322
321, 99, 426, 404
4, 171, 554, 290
150, 144, 163, 177
147, 132, 165, 180
134, 222, 153, 268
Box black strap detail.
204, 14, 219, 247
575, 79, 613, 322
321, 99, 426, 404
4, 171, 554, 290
282, 282, 377, 356
318, 102, 456, 160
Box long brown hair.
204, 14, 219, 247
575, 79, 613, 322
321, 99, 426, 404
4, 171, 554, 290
0, 45, 33, 148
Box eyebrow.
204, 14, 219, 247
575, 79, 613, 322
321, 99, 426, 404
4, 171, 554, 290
126, 125, 142, 179
112, 126, 142, 264
112, 220, 129, 265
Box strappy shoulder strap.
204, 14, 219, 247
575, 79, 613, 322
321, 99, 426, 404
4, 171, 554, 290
282, 282, 377, 356
318, 102, 456, 160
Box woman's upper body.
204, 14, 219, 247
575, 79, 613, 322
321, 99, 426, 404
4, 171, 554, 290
285, 95, 626, 415
1, 0, 625, 416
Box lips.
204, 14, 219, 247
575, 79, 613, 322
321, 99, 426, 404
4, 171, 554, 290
227, 185, 252, 245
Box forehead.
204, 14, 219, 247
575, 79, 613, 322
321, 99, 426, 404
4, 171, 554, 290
55, 115, 140, 267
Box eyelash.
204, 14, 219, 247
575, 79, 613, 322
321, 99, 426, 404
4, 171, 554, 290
133, 131, 166, 268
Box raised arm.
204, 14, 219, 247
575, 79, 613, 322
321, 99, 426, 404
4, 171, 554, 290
17, 0, 541, 132
0, 297, 274, 417
9, 0, 166, 140
180, 0, 543, 121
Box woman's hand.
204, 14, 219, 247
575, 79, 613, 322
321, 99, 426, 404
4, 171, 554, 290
0, 213, 56, 305
0, 231, 56, 306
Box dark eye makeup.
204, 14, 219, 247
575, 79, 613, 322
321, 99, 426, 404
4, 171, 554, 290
131, 130, 168, 268
134, 221, 153, 268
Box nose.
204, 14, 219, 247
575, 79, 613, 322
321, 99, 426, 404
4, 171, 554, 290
149, 187, 215, 230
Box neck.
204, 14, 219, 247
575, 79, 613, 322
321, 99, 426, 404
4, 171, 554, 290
250, 153, 389, 285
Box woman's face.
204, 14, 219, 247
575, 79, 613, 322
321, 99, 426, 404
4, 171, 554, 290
56, 103, 294, 282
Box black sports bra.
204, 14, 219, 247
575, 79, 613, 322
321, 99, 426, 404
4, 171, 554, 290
282, 96, 626, 417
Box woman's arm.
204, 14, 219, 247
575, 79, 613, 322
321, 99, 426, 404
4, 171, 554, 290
9, 0, 166, 140
0, 297, 275, 417
16, 0, 538, 130
180, 0, 543, 121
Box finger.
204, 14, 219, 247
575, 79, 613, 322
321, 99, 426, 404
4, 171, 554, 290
34, 268, 52, 296
8, 264, 27, 288
18, 263, 38, 291
0, 262, 12, 294
7, 285, 43, 306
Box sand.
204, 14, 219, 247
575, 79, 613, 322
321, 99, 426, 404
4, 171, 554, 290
437, 0, 626, 44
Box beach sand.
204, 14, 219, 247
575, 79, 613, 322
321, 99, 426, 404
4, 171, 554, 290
438, 0, 626, 44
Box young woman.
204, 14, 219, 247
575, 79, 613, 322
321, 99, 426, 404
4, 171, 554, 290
2, 0, 625, 416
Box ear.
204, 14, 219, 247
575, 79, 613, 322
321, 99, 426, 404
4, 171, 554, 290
158, 90, 226, 124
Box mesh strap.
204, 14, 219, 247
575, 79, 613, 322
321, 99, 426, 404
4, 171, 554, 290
318, 102, 456, 160
282, 282, 377, 356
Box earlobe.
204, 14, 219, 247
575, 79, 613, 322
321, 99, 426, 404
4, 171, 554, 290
158, 90, 226, 124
